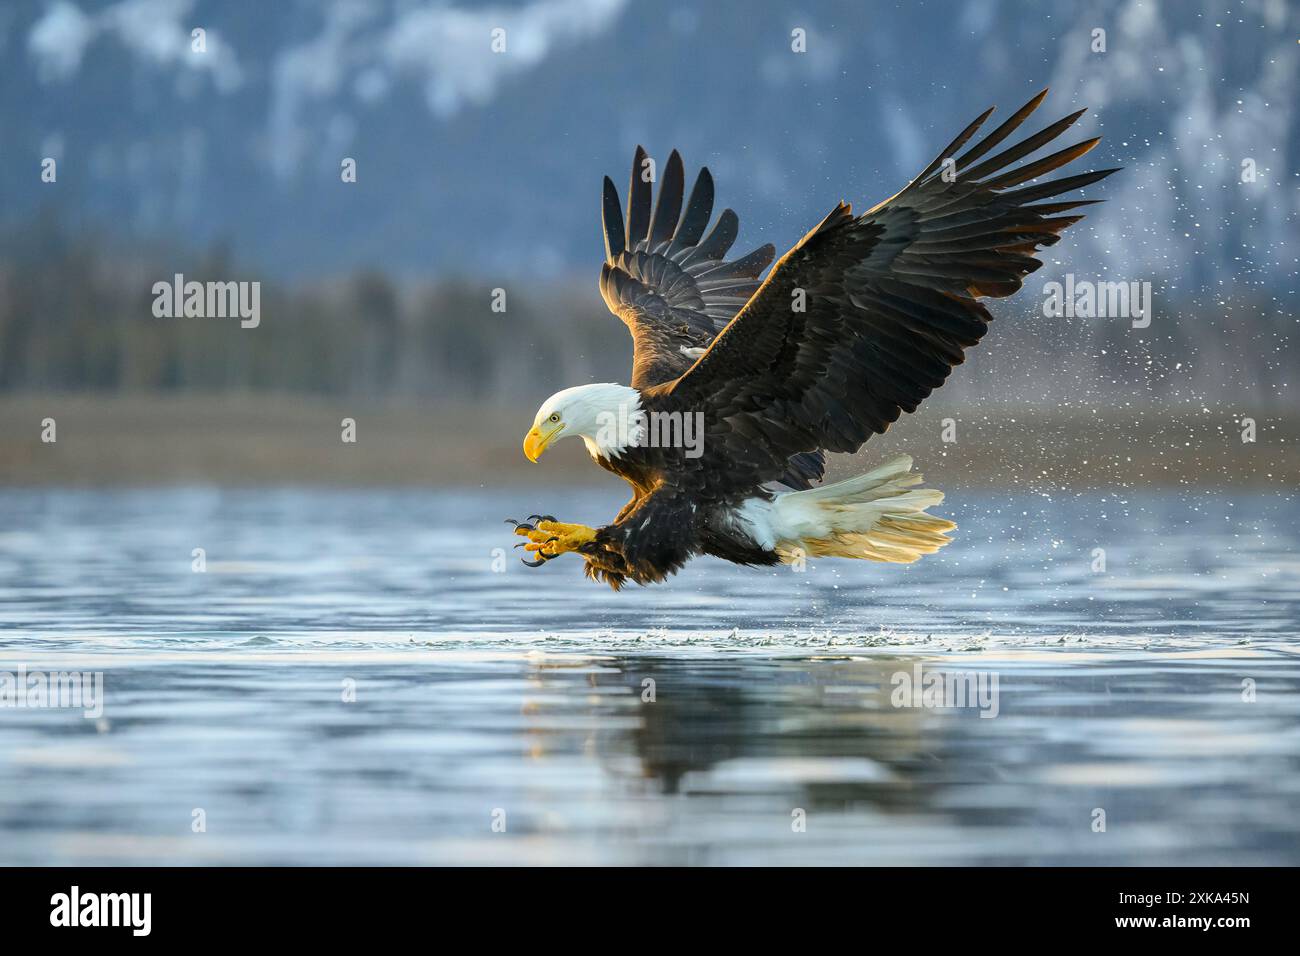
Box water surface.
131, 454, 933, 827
1, 487, 1296, 865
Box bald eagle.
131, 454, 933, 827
513, 90, 1116, 589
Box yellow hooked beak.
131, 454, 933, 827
523, 420, 563, 462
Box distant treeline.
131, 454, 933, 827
0, 215, 630, 403
0, 216, 1292, 408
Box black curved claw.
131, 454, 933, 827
527, 514, 557, 524
520, 535, 565, 567
513, 541, 527, 549
504, 518, 520, 527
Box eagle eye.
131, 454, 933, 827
548, 414, 560, 423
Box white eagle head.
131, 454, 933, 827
523, 383, 641, 462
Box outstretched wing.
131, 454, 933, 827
655, 90, 1119, 495
599, 147, 775, 389
600, 147, 823, 490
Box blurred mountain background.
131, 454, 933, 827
0, 0, 1295, 483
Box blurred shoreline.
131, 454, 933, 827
2, 394, 1293, 490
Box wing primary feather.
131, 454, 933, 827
961, 109, 1089, 182
953, 88, 1050, 169
626, 145, 652, 249
668, 167, 715, 255
602, 176, 625, 262
983, 138, 1102, 190
683, 208, 739, 264
647, 149, 685, 249
998, 167, 1120, 203
1023, 198, 1105, 214
899, 106, 995, 196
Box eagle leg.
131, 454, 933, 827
579, 547, 632, 590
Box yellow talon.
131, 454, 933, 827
516, 520, 597, 556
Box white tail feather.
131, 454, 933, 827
761, 456, 956, 564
